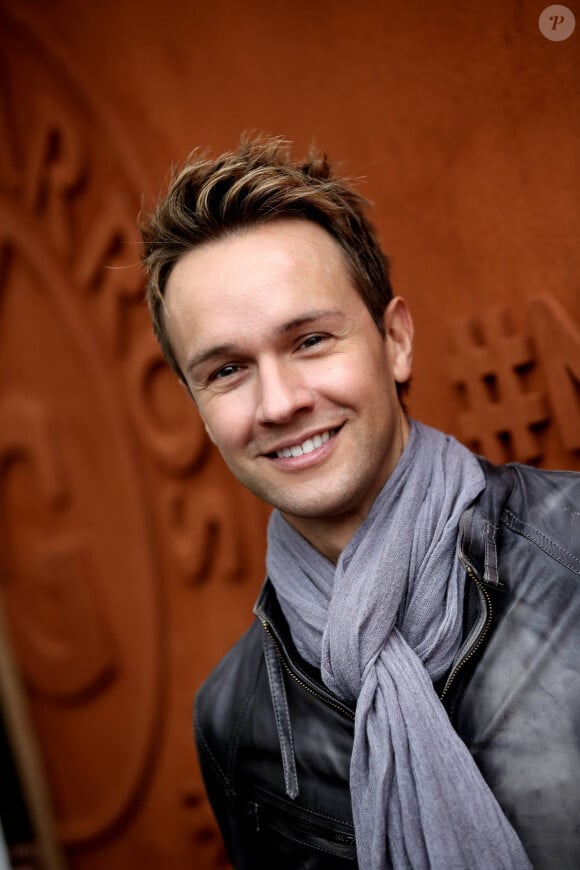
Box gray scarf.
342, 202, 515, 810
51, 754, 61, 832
267, 421, 531, 869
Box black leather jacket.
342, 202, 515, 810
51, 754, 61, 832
195, 459, 580, 869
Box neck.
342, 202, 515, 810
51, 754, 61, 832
280, 513, 361, 565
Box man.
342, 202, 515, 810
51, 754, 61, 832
141, 137, 580, 869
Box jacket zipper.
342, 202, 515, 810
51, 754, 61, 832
439, 564, 494, 705
260, 619, 355, 721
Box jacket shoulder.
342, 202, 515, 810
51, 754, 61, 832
477, 458, 580, 570
466, 457, 580, 601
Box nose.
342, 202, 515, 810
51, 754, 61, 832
256, 357, 314, 425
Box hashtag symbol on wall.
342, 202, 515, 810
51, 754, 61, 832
447, 307, 549, 463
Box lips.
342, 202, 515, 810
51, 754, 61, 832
265, 426, 341, 459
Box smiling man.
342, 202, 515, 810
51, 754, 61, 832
141, 137, 579, 870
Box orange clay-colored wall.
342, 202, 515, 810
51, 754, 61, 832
0, 1, 578, 868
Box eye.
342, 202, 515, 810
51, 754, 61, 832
299, 334, 325, 350
209, 363, 243, 382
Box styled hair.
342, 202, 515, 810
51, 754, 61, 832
141, 135, 396, 387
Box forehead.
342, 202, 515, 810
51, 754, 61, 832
168, 219, 350, 299
163, 219, 361, 347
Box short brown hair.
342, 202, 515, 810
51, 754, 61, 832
141, 135, 395, 385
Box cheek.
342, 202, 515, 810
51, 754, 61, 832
315, 348, 389, 402
199, 396, 255, 454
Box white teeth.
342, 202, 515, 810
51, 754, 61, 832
276, 429, 335, 459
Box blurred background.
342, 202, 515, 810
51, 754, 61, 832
0, 0, 578, 867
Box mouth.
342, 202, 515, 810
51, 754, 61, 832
265, 426, 342, 459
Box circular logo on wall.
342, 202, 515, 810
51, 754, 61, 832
0, 9, 163, 845
539, 5, 576, 41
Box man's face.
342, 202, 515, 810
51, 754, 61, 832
164, 219, 413, 539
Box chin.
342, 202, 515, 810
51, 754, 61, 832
268, 487, 366, 522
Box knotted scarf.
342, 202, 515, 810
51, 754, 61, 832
266, 421, 531, 869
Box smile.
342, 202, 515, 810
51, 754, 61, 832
272, 427, 340, 459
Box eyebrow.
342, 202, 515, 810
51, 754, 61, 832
185, 308, 344, 374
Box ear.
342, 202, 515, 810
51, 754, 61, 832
383, 297, 414, 383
